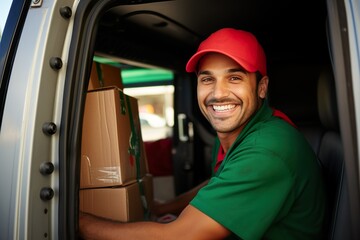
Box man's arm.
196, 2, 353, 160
79, 205, 230, 240
152, 179, 209, 216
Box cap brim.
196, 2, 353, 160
185, 49, 257, 73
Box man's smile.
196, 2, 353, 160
212, 104, 236, 112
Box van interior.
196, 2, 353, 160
69, 0, 358, 239
90, 0, 330, 196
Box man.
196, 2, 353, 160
79, 28, 325, 239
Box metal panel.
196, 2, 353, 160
0, 0, 74, 239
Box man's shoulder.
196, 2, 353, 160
237, 116, 314, 159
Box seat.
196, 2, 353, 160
313, 67, 351, 239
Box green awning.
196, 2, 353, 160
121, 68, 173, 85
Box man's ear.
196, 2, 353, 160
258, 76, 269, 99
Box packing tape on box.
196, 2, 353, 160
138, 177, 150, 220
95, 62, 105, 87
91, 166, 122, 184
82, 155, 122, 185
125, 93, 150, 220
119, 89, 127, 115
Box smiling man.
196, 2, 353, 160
79, 28, 326, 240
195, 52, 268, 152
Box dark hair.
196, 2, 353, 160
256, 71, 263, 83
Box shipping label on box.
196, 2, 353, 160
79, 174, 154, 223
81, 87, 148, 188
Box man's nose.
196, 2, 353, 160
213, 80, 230, 98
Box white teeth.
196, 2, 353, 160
213, 104, 236, 112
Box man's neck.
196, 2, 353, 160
217, 129, 242, 153
217, 101, 264, 152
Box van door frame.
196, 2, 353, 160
327, 0, 360, 238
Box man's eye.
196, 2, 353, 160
200, 77, 213, 83
230, 76, 241, 81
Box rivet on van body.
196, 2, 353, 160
42, 122, 57, 135
40, 187, 54, 201
31, 0, 43, 8
49, 57, 63, 70
60, 6, 72, 19
40, 162, 55, 175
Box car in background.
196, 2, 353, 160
0, 0, 359, 239
139, 112, 171, 141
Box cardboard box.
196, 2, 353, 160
79, 174, 154, 223
81, 87, 148, 188
88, 62, 124, 90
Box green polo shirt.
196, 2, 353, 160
190, 102, 326, 239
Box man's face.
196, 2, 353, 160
197, 53, 268, 136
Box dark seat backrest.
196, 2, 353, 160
316, 67, 351, 239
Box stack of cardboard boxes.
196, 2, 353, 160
80, 61, 153, 222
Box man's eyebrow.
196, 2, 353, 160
227, 68, 247, 73
197, 70, 212, 76
197, 68, 246, 76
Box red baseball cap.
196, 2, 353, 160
186, 28, 267, 76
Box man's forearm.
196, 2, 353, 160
79, 212, 168, 240
80, 205, 230, 240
